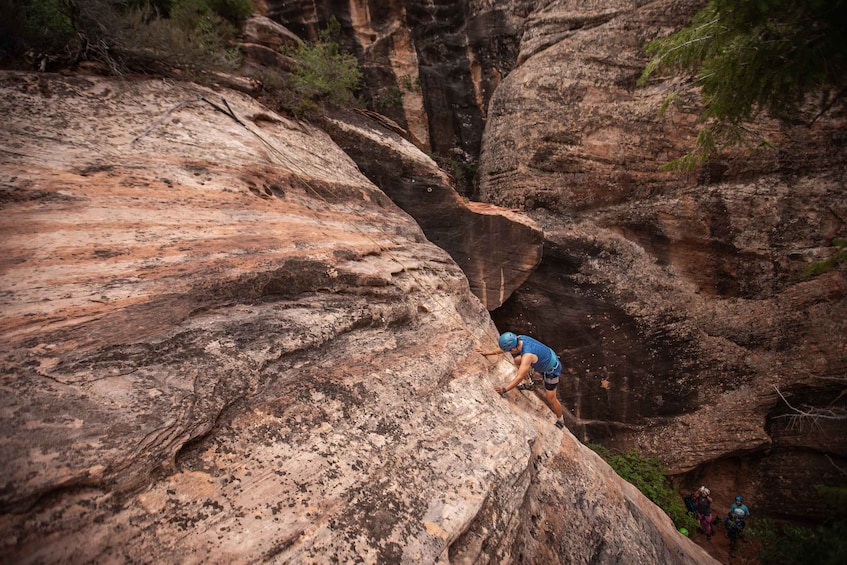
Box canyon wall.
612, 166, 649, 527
258, 0, 846, 524
264, 0, 533, 196
0, 72, 714, 564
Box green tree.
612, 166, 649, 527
639, 0, 847, 171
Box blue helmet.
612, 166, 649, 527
498, 332, 518, 351
735, 495, 743, 503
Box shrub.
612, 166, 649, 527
289, 22, 362, 110
0, 0, 250, 74
207, 0, 251, 24
375, 85, 404, 109
430, 152, 477, 198
1, 0, 75, 55
588, 444, 699, 535
257, 16, 361, 117
120, 3, 240, 74
753, 518, 847, 565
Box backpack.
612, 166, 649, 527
724, 516, 745, 538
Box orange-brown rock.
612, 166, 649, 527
319, 108, 544, 310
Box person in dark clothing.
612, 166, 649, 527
724, 495, 751, 556
683, 493, 698, 517
477, 332, 566, 429
693, 486, 714, 539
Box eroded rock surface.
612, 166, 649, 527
265, 0, 532, 193
0, 72, 715, 564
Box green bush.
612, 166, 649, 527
290, 34, 362, 109
753, 518, 847, 565
245, 17, 362, 118
0, 0, 250, 74
121, 3, 240, 73
430, 152, 477, 198
208, 0, 251, 24
170, 0, 249, 33
375, 85, 404, 109
0, 0, 76, 60
19, 0, 75, 51
588, 444, 698, 535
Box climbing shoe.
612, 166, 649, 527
555, 420, 565, 429
517, 381, 535, 391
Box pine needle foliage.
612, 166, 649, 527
639, 0, 847, 171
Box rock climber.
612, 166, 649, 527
476, 331, 566, 429
693, 486, 714, 539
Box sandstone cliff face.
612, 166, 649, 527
238, 0, 847, 535
238, 13, 544, 311
0, 72, 715, 564
476, 0, 847, 522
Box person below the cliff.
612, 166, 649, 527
728, 495, 750, 529
476, 332, 566, 429
726, 495, 750, 556
693, 486, 714, 540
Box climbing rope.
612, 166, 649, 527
129, 97, 199, 145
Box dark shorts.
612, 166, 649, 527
541, 359, 561, 390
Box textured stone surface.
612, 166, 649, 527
243, 14, 303, 51
0, 72, 716, 564
249, 0, 847, 532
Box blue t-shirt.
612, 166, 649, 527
519, 335, 561, 375
729, 503, 749, 520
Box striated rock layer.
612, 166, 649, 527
240, 8, 544, 311
0, 72, 715, 564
